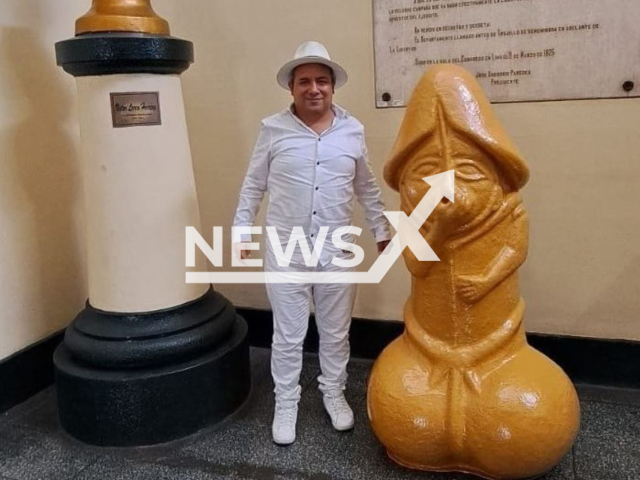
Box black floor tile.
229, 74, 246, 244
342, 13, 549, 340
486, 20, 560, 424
576, 383, 640, 408
539, 452, 575, 480
0, 425, 98, 480
346, 356, 373, 397
577, 401, 640, 443
177, 360, 482, 480
1, 349, 639, 480
73, 456, 255, 480
574, 401, 640, 480
2, 387, 59, 434
574, 435, 640, 480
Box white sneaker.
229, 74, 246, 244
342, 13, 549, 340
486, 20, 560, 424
272, 402, 298, 445
322, 391, 354, 431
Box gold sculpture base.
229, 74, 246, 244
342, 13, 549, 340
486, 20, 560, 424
367, 65, 580, 480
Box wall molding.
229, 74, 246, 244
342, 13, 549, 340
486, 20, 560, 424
0, 331, 64, 413
2, 308, 639, 412
239, 307, 640, 389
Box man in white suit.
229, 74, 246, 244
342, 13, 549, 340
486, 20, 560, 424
233, 41, 390, 445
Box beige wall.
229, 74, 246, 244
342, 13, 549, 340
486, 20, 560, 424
156, 0, 640, 340
0, 0, 89, 360
0, 1, 638, 361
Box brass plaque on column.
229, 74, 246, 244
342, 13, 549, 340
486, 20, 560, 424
110, 92, 161, 127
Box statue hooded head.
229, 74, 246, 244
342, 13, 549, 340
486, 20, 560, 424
384, 65, 530, 237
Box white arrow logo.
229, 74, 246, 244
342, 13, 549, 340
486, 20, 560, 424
186, 170, 454, 284
384, 170, 454, 262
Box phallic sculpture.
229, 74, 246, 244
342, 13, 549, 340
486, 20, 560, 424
367, 65, 580, 479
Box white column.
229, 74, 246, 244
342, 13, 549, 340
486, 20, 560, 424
76, 73, 208, 312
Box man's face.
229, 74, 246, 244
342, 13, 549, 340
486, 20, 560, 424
290, 63, 334, 117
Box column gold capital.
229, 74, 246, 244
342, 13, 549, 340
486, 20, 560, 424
75, 0, 170, 35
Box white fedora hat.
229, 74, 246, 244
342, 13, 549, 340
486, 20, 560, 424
276, 41, 348, 90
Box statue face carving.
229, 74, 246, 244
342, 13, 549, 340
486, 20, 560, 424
399, 129, 504, 240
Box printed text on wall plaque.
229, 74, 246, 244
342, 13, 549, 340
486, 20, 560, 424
373, 0, 640, 106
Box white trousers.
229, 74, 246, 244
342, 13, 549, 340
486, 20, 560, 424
265, 248, 356, 403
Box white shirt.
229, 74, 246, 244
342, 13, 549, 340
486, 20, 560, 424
233, 104, 391, 266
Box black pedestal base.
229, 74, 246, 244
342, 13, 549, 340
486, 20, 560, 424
54, 296, 251, 446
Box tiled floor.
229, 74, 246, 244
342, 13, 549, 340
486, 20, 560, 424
1, 348, 638, 480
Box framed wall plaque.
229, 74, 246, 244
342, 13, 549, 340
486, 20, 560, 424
373, 0, 640, 106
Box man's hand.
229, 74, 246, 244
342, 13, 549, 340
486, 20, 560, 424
377, 240, 391, 254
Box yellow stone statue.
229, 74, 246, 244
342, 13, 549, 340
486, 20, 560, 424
367, 65, 580, 479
